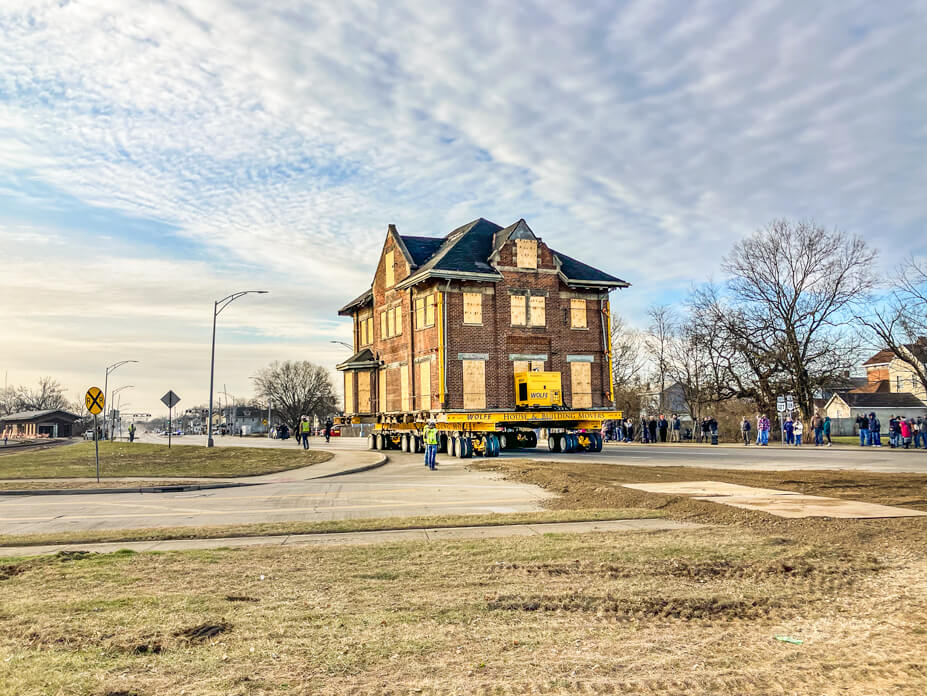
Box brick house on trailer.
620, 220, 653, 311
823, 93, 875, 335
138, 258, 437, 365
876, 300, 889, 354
337, 218, 628, 419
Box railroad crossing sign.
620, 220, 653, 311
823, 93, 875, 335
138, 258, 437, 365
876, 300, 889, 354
85, 387, 105, 415
161, 390, 181, 409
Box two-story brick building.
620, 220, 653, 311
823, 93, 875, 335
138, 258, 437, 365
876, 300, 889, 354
337, 218, 628, 420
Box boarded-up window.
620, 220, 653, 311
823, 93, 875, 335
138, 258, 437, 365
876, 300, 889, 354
425, 294, 435, 326
531, 360, 544, 372
463, 292, 482, 324
415, 297, 425, 329
378, 368, 387, 412
510, 295, 526, 326
357, 371, 371, 413
570, 299, 587, 329
529, 295, 545, 326
344, 372, 354, 414
462, 359, 486, 409
400, 365, 410, 411
360, 319, 367, 346
366, 318, 373, 343
395, 306, 402, 336
387, 368, 401, 412
384, 250, 395, 287
419, 362, 431, 409
387, 308, 396, 337
513, 360, 529, 375
570, 362, 592, 409
516, 239, 537, 269
380, 312, 387, 340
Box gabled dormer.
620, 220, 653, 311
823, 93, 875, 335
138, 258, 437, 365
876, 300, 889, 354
489, 219, 555, 272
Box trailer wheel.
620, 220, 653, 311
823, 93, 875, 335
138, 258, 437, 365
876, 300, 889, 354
413, 435, 424, 454
438, 433, 448, 453
524, 431, 538, 448
449, 436, 457, 457
499, 433, 511, 450
400, 434, 409, 452
591, 433, 603, 452
564, 434, 578, 453
548, 434, 562, 452
459, 437, 473, 459
368, 433, 378, 450
486, 434, 500, 457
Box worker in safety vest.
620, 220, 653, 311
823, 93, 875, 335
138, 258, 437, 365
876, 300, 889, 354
299, 417, 311, 450
424, 420, 439, 470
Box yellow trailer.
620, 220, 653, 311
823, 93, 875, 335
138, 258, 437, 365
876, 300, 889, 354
360, 407, 623, 458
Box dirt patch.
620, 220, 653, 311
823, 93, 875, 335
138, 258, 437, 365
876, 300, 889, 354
0, 562, 29, 581
224, 594, 259, 602
175, 622, 232, 642
488, 592, 777, 620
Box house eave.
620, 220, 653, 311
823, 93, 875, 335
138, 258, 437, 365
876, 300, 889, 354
395, 269, 503, 290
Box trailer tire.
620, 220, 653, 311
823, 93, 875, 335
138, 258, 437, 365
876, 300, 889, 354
401, 434, 411, 452
591, 433, 603, 452
459, 437, 473, 459
374, 433, 384, 450
525, 431, 538, 448
564, 434, 578, 453
368, 433, 378, 450
486, 434, 500, 457
439, 434, 448, 453
414, 435, 424, 454
499, 433, 512, 450
548, 434, 562, 452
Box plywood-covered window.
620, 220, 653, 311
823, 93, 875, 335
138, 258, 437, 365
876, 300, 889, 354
570, 299, 587, 329
419, 362, 431, 409
516, 239, 537, 269
365, 318, 373, 344
384, 250, 395, 287
387, 367, 401, 412
358, 319, 366, 347
462, 359, 486, 409
400, 365, 410, 412
463, 292, 482, 324
357, 371, 371, 413
510, 295, 527, 326
387, 308, 396, 338
425, 295, 435, 326
344, 372, 354, 414
531, 360, 544, 372
513, 360, 529, 375
378, 368, 387, 412
415, 294, 435, 330
415, 297, 425, 329
395, 306, 402, 336
570, 362, 592, 409
529, 295, 546, 326
380, 312, 387, 341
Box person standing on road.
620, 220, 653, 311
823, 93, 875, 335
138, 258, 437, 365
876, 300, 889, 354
900, 417, 912, 448
784, 416, 794, 445
299, 417, 311, 450
648, 416, 658, 444
424, 419, 439, 470
869, 413, 881, 447
658, 415, 668, 443
823, 416, 832, 446
671, 414, 681, 443
812, 413, 824, 446
324, 418, 333, 443
741, 416, 751, 445
793, 419, 804, 446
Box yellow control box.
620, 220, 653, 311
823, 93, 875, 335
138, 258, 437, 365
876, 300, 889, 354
514, 371, 563, 408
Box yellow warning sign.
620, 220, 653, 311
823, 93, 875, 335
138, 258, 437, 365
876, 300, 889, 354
85, 387, 105, 415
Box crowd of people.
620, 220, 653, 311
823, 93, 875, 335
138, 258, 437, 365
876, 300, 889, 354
855, 413, 925, 449
604, 414, 721, 444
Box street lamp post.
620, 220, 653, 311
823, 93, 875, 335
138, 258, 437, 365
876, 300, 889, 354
207, 290, 268, 447
110, 385, 133, 441
103, 360, 138, 440
330, 340, 354, 351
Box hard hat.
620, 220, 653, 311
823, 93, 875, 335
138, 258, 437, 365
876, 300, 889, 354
428, 419, 436, 425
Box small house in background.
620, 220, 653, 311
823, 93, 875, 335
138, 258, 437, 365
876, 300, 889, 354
638, 382, 691, 419
821, 392, 927, 435
860, 343, 927, 400
0, 409, 82, 439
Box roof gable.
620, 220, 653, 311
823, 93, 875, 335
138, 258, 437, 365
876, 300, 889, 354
489, 219, 537, 262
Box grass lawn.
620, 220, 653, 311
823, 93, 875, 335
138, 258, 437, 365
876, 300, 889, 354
2, 524, 924, 695
0, 508, 659, 548
0, 441, 332, 480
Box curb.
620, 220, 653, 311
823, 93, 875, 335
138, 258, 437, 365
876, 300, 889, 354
0, 482, 258, 497
310, 452, 388, 479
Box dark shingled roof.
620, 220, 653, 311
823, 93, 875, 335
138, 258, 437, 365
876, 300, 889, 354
835, 392, 926, 409
338, 288, 373, 316
400, 236, 444, 267
552, 249, 629, 286
415, 218, 504, 277
0, 409, 81, 423
336, 348, 381, 371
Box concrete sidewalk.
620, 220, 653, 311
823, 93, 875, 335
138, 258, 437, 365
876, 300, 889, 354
0, 517, 698, 557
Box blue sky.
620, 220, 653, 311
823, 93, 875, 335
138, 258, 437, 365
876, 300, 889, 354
1, 0, 925, 413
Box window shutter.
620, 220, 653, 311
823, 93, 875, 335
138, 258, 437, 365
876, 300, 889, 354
510, 295, 526, 326
529, 296, 546, 326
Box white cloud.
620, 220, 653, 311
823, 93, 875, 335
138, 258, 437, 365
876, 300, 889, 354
1, 0, 925, 407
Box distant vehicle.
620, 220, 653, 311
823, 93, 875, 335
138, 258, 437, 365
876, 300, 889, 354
83, 430, 94, 440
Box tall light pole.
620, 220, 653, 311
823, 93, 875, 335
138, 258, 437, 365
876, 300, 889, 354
330, 340, 354, 351
104, 360, 138, 440
208, 290, 268, 447
110, 385, 133, 441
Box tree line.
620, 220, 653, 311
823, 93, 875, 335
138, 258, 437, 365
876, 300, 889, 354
611, 219, 927, 423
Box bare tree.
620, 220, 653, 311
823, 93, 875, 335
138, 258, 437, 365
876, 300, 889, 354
721, 220, 875, 417
645, 305, 675, 411
8, 377, 69, 413
252, 361, 337, 432
610, 314, 647, 391
859, 257, 927, 395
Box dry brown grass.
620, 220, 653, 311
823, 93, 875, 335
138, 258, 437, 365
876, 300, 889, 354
1, 522, 925, 695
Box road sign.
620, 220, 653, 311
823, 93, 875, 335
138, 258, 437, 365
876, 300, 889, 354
776, 396, 786, 413
161, 390, 181, 409
85, 387, 105, 415
786, 395, 795, 411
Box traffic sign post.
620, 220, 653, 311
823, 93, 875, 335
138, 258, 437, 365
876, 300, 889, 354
85, 387, 104, 482
776, 395, 786, 446
161, 391, 181, 449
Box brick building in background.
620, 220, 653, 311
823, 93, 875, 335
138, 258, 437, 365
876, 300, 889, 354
337, 218, 628, 419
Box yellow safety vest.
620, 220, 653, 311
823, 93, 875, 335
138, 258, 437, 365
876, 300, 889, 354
300, 421, 311, 433
424, 427, 438, 445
